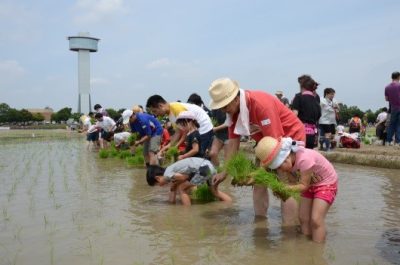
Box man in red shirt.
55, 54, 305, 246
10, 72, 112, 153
209, 78, 305, 224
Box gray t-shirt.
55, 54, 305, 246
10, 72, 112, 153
164, 157, 216, 185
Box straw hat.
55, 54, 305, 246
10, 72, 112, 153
208, 78, 239, 110
132, 105, 142, 113
255, 137, 282, 167
80, 115, 87, 123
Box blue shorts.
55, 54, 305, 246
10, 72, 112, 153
87, 132, 99, 142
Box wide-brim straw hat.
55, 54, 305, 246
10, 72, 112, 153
208, 78, 240, 110
132, 105, 142, 113
255, 136, 287, 169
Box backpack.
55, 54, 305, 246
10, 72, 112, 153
349, 117, 361, 130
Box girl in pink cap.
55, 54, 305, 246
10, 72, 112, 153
255, 136, 338, 243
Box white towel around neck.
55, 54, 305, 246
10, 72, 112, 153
224, 89, 251, 136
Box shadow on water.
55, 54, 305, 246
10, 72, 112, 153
376, 228, 400, 265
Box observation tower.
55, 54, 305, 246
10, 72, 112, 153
67, 32, 100, 114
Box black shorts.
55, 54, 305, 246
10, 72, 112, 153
101, 131, 114, 141
319, 124, 336, 134
87, 132, 99, 142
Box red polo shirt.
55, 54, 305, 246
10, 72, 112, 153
228, 90, 305, 142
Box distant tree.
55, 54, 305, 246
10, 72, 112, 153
52, 107, 72, 122
7, 108, 22, 123
106, 108, 120, 121
71, 112, 81, 121
117, 108, 126, 114
32, 113, 45, 122
0, 103, 11, 123
20, 109, 33, 124
338, 104, 364, 124
364, 109, 376, 124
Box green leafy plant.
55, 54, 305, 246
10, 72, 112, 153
118, 150, 132, 159
126, 156, 145, 167
98, 149, 109, 159
127, 133, 137, 145
225, 153, 299, 201
165, 146, 179, 163
191, 184, 216, 202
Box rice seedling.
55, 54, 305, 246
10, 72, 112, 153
2, 207, 10, 222
191, 184, 216, 202
165, 146, 179, 163
251, 168, 300, 201
125, 156, 145, 167
224, 152, 256, 185
118, 150, 132, 159
108, 148, 119, 158
225, 153, 299, 201
98, 149, 109, 159
44, 214, 49, 228
127, 133, 138, 145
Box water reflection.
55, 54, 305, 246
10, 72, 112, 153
1, 136, 399, 264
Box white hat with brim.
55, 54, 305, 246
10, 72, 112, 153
255, 137, 292, 170
122, 109, 133, 124
208, 78, 240, 110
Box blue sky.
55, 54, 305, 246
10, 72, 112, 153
1, 0, 399, 113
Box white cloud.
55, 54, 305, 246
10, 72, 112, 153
0, 60, 25, 78
145, 58, 171, 70
73, 0, 126, 24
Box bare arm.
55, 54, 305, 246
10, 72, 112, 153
287, 169, 312, 192
178, 142, 199, 160
211, 137, 240, 185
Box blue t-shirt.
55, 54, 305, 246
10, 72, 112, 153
129, 113, 163, 137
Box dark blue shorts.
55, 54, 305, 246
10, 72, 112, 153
87, 132, 99, 141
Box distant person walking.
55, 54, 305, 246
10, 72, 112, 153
275, 91, 290, 108
385, 71, 400, 146
291, 75, 321, 149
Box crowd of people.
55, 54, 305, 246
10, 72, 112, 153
77, 72, 399, 243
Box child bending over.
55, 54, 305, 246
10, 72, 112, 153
146, 157, 231, 206
255, 136, 338, 243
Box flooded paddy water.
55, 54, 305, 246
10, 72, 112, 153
0, 130, 399, 265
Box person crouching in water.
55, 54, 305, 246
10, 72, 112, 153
255, 136, 338, 243
146, 157, 231, 206
175, 111, 204, 160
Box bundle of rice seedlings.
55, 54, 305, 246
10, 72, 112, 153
251, 168, 300, 201
127, 133, 137, 145
191, 184, 216, 202
108, 147, 119, 158
134, 146, 144, 156
224, 152, 256, 185
225, 152, 299, 201
126, 155, 145, 167
98, 149, 109, 159
165, 146, 179, 163
118, 150, 132, 159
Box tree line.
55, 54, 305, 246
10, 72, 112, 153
0, 102, 387, 125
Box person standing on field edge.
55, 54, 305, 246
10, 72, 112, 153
208, 78, 305, 225
385, 71, 400, 146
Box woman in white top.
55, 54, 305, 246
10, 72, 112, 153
318, 88, 339, 151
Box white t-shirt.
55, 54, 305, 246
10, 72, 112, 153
96, 116, 116, 132
376, 112, 387, 124
114, 132, 131, 146
168, 102, 213, 134
319, 97, 337, 125
82, 117, 92, 128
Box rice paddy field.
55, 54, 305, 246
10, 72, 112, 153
0, 130, 399, 265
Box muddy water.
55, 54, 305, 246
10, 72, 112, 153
0, 133, 399, 265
